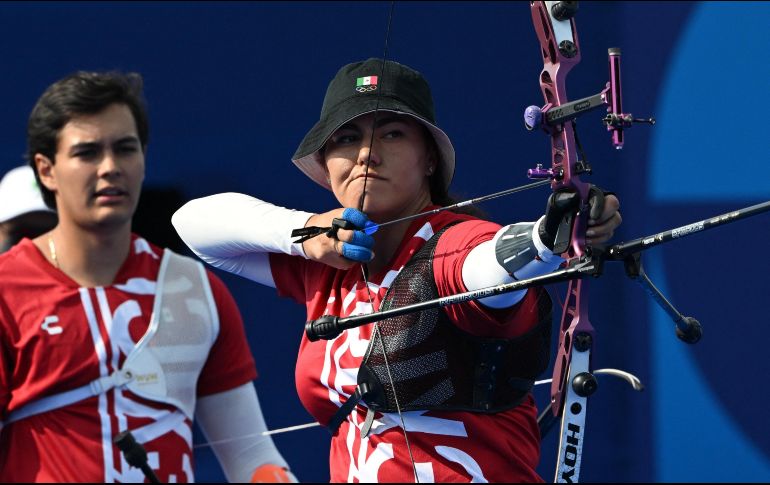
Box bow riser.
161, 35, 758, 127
530, 0, 595, 413
531, 1, 590, 258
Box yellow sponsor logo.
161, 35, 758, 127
134, 373, 159, 385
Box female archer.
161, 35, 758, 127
172, 58, 621, 482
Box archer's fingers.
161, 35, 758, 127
335, 228, 374, 262
341, 208, 370, 229
586, 211, 622, 243
588, 194, 620, 226
587, 186, 606, 222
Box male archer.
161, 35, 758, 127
0, 71, 295, 482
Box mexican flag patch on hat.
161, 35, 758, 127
356, 75, 378, 87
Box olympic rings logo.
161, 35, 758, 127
355, 85, 378, 93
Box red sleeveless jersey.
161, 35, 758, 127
272, 210, 546, 483
0, 235, 256, 482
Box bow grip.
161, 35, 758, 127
553, 213, 575, 254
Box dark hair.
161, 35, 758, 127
26, 71, 149, 209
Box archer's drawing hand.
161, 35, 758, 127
302, 208, 374, 269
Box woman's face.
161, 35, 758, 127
323, 112, 435, 222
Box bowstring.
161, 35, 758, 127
357, 1, 421, 482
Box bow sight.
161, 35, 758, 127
523, 46, 655, 151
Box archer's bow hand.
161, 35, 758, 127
586, 191, 621, 245
539, 186, 621, 250
295, 208, 375, 269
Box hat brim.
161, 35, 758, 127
292, 98, 455, 193
0, 166, 55, 223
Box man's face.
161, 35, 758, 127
36, 103, 145, 231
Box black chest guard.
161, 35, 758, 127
327, 223, 553, 435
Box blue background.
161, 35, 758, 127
1, 1, 768, 482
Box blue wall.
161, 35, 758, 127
1, 2, 767, 482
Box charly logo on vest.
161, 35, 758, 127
41, 315, 63, 335
355, 75, 378, 93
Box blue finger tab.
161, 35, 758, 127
341, 208, 379, 236
341, 208, 370, 229
341, 242, 373, 262
349, 230, 374, 249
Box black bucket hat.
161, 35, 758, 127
292, 58, 455, 192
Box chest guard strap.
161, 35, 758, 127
328, 222, 552, 435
